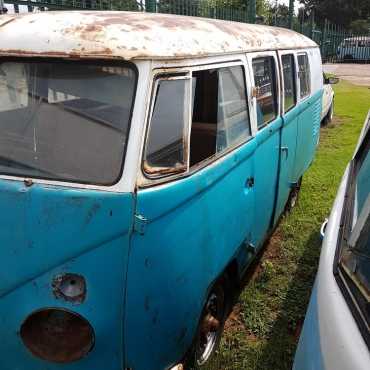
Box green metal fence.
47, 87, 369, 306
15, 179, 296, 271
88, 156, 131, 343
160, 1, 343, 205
1, 0, 139, 11
0, 0, 255, 21
315, 20, 370, 63
156, 0, 250, 23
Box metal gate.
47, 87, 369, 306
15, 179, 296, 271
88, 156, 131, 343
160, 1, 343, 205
307, 20, 370, 63
0, 0, 139, 12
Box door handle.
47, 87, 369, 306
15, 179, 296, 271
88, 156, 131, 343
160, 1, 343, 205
281, 146, 289, 159
246, 177, 254, 188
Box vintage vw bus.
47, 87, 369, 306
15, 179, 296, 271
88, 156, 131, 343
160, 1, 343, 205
0, 11, 323, 370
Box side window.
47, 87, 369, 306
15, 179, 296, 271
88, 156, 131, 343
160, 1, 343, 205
339, 136, 370, 332
297, 53, 311, 99
144, 76, 189, 177
281, 54, 296, 112
190, 65, 251, 167
252, 57, 278, 128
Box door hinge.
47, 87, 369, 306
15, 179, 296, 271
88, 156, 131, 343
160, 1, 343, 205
134, 214, 147, 235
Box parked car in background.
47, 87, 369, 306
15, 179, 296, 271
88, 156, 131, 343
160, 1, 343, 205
0, 11, 323, 370
293, 110, 370, 370
337, 36, 370, 61
321, 73, 338, 125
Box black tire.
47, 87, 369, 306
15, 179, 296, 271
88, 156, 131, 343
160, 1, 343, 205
285, 177, 302, 213
343, 54, 353, 62
186, 276, 231, 369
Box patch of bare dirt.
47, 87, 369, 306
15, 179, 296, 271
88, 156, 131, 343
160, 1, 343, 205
249, 230, 284, 281
224, 304, 245, 333
223, 229, 284, 336
326, 115, 346, 128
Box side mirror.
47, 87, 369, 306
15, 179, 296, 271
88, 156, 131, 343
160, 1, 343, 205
325, 76, 339, 85
320, 218, 329, 240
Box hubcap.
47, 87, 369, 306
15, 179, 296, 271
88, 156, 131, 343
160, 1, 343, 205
196, 290, 224, 366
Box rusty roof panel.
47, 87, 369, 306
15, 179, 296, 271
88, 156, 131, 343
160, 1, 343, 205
0, 11, 317, 60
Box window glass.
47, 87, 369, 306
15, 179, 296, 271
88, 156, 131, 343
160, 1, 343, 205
0, 61, 136, 185
282, 54, 296, 112
343, 39, 357, 48
190, 65, 251, 167
340, 138, 370, 328
297, 54, 311, 99
354, 148, 370, 224
252, 57, 278, 127
144, 78, 189, 176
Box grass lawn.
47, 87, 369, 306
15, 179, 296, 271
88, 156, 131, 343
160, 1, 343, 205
207, 80, 370, 370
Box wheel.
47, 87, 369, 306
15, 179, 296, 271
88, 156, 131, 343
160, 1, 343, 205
285, 177, 302, 213
326, 100, 334, 124
186, 276, 230, 369
343, 54, 353, 62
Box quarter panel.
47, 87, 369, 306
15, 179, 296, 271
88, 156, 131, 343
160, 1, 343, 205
274, 105, 299, 224
293, 90, 322, 180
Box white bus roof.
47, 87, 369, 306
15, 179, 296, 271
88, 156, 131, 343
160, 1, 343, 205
0, 11, 317, 60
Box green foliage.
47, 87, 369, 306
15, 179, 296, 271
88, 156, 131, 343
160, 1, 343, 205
299, 0, 370, 28
110, 0, 140, 10
350, 19, 370, 34
264, 3, 290, 26
206, 0, 247, 11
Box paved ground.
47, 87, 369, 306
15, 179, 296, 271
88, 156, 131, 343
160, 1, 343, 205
323, 63, 370, 86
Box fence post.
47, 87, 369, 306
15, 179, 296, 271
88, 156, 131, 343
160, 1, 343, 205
288, 0, 294, 29
146, 0, 156, 12
248, 0, 256, 23
310, 9, 315, 39
321, 18, 328, 62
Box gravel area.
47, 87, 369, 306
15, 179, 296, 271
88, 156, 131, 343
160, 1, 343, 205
323, 63, 370, 86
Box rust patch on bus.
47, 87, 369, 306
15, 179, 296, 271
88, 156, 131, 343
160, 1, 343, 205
0, 11, 317, 60
52, 273, 87, 304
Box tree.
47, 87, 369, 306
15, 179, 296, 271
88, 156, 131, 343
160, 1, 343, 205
299, 0, 370, 28
350, 19, 370, 34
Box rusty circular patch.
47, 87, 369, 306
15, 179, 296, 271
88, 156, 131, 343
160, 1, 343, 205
20, 308, 94, 363
52, 273, 86, 304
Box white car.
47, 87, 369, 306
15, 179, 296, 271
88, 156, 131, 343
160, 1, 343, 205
321, 73, 337, 124
293, 110, 370, 370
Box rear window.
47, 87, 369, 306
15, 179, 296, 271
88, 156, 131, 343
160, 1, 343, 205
0, 61, 137, 185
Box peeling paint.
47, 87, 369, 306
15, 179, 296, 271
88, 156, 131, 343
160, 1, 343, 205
0, 11, 317, 61
52, 273, 87, 304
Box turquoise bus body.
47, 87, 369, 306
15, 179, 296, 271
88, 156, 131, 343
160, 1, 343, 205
0, 11, 323, 370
